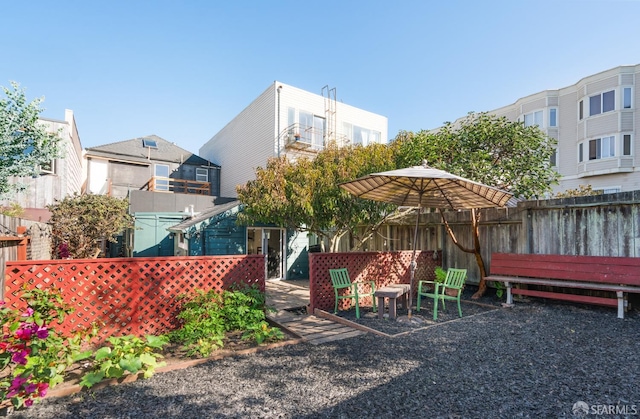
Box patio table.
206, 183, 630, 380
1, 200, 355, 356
375, 284, 411, 320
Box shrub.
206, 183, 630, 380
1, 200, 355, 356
0, 288, 95, 410
169, 285, 283, 357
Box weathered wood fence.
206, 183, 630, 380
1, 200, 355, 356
351, 191, 640, 285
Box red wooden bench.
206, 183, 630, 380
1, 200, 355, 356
485, 253, 640, 319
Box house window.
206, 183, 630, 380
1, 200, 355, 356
196, 168, 208, 182
623, 134, 631, 156
588, 136, 615, 160
579, 100, 583, 120
549, 108, 557, 127
550, 148, 557, 167
39, 159, 56, 175
598, 187, 621, 194
523, 110, 543, 127
154, 164, 170, 191
623, 87, 632, 109
589, 90, 615, 116
346, 124, 381, 145
578, 143, 583, 162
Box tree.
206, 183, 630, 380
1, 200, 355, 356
0, 81, 62, 199
48, 194, 134, 259
392, 112, 560, 297
554, 184, 601, 198
237, 143, 398, 252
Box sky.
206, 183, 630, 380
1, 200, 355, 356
2, 0, 640, 155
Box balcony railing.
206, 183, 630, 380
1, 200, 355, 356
280, 123, 350, 152
141, 177, 211, 195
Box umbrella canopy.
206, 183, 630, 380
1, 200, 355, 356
339, 164, 512, 209
339, 162, 513, 318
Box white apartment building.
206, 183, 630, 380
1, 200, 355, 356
200, 81, 388, 198
487, 64, 639, 195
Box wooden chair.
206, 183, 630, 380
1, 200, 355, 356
416, 268, 467, 320
329, 268, 376, 319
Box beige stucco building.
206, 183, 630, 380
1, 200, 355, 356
487, 64, 639, 194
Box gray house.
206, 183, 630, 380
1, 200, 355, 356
84, 135, 224, 257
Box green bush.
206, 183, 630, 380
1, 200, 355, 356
169, 285, 283, 357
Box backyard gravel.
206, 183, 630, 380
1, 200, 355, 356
8, 292, 640, 419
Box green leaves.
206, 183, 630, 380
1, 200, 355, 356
79, 335, 168, 388
47, 193, 134, 259
169, 286, 284, 358
237, 143, 397, 251
0, 81, 63, 199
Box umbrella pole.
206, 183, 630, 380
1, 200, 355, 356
408, 202, 421, 319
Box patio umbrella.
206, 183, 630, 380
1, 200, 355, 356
339, 161, 513, 317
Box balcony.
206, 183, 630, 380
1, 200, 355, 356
141, 177, 211, 195
281, 123, 351, 153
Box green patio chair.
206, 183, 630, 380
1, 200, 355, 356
329, 268, 376, 319
416, 268, 467, 320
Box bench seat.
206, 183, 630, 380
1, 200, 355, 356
485, 253, 640, 319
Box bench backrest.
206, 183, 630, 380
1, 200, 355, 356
489, 253, 640, 286
329, 268, 352, 289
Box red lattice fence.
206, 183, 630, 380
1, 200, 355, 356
3, 255, 265, 342
309, 251, 441, 313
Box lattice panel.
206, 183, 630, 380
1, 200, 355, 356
4, 255, 265, 343
309, 251, 440, 312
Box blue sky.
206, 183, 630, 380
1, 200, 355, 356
2, 0, 639, 154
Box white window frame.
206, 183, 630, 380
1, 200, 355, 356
623, 134, 632, 156
548, 108, 557, 127
523, 110, 543, 127
589, 90, 615, 116
588, 135, 615, 160
154, 163, 170, 191
623, 87, 632, 109
196, 168, 208, 182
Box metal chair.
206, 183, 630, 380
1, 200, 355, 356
416, 268, 467, 320
329, 268, 376, 319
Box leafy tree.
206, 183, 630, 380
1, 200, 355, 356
392, 112, 559, 297
237, 143, 398, 252
0, 81, 62, 199
554, 184, 601, 198
48, 194, 134, 259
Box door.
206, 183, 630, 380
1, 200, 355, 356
247, 228, 285, 280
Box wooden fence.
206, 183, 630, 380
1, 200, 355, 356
348, 191, 640, 285
3, 255, 265, 342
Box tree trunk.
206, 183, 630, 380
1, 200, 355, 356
439, 208, 489, 299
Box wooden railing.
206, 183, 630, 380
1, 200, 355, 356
141, 176, 211, 195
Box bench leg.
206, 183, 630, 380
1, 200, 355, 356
389, 297, 397, 320
617, 291, 624, 319
505, 282, 513, 305
378, 297, 385, 320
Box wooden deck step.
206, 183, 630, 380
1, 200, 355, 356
267, 312, 365, 345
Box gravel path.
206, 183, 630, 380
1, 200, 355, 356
9, 299, 640, 418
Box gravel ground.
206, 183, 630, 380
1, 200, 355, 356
9, 294, 640, 419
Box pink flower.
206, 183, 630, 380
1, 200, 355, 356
37, 383, 49, 397
21, 308, 34, 317
10, 376, 28, 390
35, 326, 49, 339
24, 383, 38, 394
24, 398, 33, 407
15, 326, 33, 340
12, 350, 28, 365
